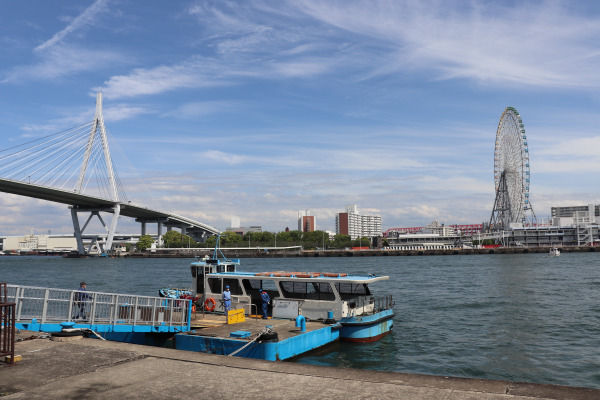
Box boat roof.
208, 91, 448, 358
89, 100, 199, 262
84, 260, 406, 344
202, 270, 389, 283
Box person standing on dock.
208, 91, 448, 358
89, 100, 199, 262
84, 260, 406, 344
73, 282, 91, 320
222, 285, 231, 314
260, 288, 270, 319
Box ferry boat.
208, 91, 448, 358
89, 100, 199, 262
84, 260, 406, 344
189, 242, 395, 342
549, 247, 561, 257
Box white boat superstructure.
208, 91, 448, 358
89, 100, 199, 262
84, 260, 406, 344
190, 257, 391, 321
549, 247, 561, 257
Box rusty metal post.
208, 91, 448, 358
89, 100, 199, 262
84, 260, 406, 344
0, 282, 16, 365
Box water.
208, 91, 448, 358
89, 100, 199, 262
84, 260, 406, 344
2, 253, 600, 389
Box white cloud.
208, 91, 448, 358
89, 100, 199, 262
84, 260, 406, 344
2, 46, 125, 84
293, 0, 600, 88
92, 58, 230, 99
34, 0, 110, 52
164, 101, 239, 119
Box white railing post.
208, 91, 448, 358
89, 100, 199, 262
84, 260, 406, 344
41, 290, 50, 324
133, 297, 139, 326
90, 293, 97, 324
111, 294, 119, 325
15, 287, 23, 321
68, 291, 75, 321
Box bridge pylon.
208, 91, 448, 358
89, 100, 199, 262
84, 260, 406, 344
71, 93, 121, 255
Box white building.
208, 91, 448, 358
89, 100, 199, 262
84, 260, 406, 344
335, 205, 382, 239
2, 234, 77, 253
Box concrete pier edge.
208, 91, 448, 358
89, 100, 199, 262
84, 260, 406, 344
2, 331, 599, 399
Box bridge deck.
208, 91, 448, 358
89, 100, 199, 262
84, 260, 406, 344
0, 177, 219, 233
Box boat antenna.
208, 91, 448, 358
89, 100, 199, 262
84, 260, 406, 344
212, 234, 228, 260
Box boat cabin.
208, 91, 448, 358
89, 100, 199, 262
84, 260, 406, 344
190, 258, 389, 321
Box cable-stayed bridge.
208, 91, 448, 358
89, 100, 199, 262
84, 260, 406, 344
0, 93, 219, 254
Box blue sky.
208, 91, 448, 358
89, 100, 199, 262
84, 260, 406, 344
1, 0, 599, 235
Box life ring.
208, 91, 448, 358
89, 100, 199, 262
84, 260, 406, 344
204, 298, 216, 312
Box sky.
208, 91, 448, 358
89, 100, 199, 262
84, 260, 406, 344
1, 0, 599, 236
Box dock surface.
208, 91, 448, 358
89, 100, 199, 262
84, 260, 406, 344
2, 330, 599, 400
190, 313, 322, 340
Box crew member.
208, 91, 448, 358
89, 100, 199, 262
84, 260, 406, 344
73, 281, 91, 320
260, 288, 270, 319
222, 285, 231, 313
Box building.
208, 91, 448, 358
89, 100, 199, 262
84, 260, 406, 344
1, 234, 77, 253
335, 205, 381, 239
385, 224, 483, 237
385, 220, 462, 251
551, 204, 598, 225
298, 210, 316, 232
504, 204, 599, 247
505, 225, 598, 247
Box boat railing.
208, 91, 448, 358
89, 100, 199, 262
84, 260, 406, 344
346, 294, 393, 314
6, 284, 190, 328
373, 294, 394, 313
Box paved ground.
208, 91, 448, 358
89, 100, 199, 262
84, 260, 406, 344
1, 330, 599, 400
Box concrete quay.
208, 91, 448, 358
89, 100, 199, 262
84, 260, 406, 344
2, 331, 599, 400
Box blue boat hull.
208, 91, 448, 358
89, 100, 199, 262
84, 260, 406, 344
339, 309, 394, 342
175, 324, 341, 361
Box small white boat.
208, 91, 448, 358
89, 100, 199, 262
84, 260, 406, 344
549, 247, 560, 257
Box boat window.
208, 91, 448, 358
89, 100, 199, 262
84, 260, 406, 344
190, 266, 197, 278
261, 280, 278, 293
243, 279, 261, 292
335, 283, 370, 299
207, 278, 222, 294
279, 281, 335, 301
196, 275, 204, 295
279, 281, 308, 299
223, 278, 243, 295
242, 279, 262, 307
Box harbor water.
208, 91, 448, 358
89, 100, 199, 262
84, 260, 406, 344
2, 253, 599, 389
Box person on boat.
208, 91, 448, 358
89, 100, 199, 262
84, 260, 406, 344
222, 285, 231, 314
260, 288, 270, 319
73, 282, 91, 320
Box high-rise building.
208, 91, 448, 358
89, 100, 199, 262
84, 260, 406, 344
551, 204, 598, 225
298, 210, 316, 232
335, 205, 381, 239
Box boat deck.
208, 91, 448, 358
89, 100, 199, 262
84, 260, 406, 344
188, 312, 328, 341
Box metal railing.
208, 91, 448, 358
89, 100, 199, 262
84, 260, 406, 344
1, 283, 16, 364
6, 284, 190, 329
374, 295, 394, 313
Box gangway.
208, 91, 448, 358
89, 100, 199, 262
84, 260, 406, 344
6, 284, 192, 333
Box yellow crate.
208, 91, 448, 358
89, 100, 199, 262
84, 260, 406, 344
5, 354, 22, 363
227, 308, 245, 324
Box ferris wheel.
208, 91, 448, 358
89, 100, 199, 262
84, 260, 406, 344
489, 106, 536, 230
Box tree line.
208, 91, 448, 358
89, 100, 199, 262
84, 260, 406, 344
135, 230, 379, 251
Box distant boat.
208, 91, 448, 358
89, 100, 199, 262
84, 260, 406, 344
549, 247, 561, 257
62, 251, 89, 259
